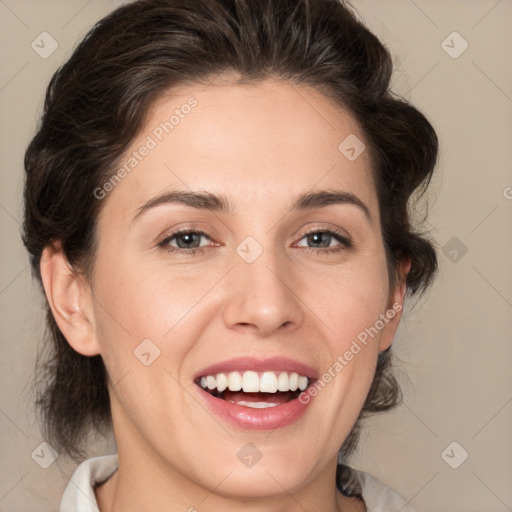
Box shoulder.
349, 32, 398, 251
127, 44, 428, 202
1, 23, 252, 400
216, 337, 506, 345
337, 463, 417, 512
59, 454, 118, 512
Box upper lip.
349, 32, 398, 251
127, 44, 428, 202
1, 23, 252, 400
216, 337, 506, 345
194, 356, 318, 381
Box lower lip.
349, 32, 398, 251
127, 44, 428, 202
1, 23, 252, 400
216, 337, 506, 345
196, 386, 313, 430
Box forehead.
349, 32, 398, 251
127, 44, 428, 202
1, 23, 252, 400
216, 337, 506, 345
98, 78, 377, 222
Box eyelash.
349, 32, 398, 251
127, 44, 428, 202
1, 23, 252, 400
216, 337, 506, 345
157, 227, 352, 257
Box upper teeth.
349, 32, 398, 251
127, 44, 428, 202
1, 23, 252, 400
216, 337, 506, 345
199, 371, 309, 393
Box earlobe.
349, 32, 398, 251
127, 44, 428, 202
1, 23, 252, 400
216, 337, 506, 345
378, 258, 411, 353
40, 242, 101, 356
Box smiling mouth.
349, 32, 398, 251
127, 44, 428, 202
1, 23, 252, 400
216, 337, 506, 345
195, 370, 313, 409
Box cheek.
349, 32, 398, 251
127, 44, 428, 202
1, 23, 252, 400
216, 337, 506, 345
309, 250, 390, 404
89, 259, 198, 424
94, 253, 194, 331
312, 252, 390, 340
90, 254, 215, 375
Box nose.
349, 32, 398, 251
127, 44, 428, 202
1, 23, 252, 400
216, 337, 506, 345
222, 247, 304, 338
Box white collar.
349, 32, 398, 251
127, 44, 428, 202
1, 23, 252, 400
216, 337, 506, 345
60, 454, 118, 512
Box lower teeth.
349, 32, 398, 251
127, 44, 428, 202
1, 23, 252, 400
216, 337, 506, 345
231, 401, 279, 409
202, 386, 302, 407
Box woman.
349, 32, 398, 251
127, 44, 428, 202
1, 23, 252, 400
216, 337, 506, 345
22, 0, 438, 510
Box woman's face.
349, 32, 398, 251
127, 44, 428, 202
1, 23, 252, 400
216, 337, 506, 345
85, 77, 404, 502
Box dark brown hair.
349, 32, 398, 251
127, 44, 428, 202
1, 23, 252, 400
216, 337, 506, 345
22, 0, 438, 483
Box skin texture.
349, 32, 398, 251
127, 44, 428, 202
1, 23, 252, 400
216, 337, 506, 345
41, 76, 408, 512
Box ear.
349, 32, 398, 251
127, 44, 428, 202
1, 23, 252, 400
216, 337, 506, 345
40, 241, 101, 356
378, 258, 411, 353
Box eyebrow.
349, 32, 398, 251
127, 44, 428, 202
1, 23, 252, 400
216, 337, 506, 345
132, 188, 371, 222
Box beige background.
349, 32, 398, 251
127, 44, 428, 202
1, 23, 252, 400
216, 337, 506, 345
1, 1, 511, 510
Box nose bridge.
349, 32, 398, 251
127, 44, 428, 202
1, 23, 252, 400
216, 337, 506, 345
222, 235, 303, 336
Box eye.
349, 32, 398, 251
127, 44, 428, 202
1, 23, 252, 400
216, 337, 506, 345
158, 229, 213, 255
295, 229, 352, 255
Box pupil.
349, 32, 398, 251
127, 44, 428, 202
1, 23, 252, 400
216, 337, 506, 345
309, 232, 329, 248
178, 233, 199, 248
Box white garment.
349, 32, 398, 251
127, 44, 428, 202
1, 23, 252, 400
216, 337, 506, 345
60, 454, 416, 512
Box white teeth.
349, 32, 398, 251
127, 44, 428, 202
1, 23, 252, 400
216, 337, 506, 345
227, 371, 242, 391
198, 370, 310, 393
235, 401, 279, 408
242, 371, 260, 392
216, 373, 228, 392
277, 372, 289, 392
206, 376, 217, 390
260, 371, 278, 393
289, 372, 299, 392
